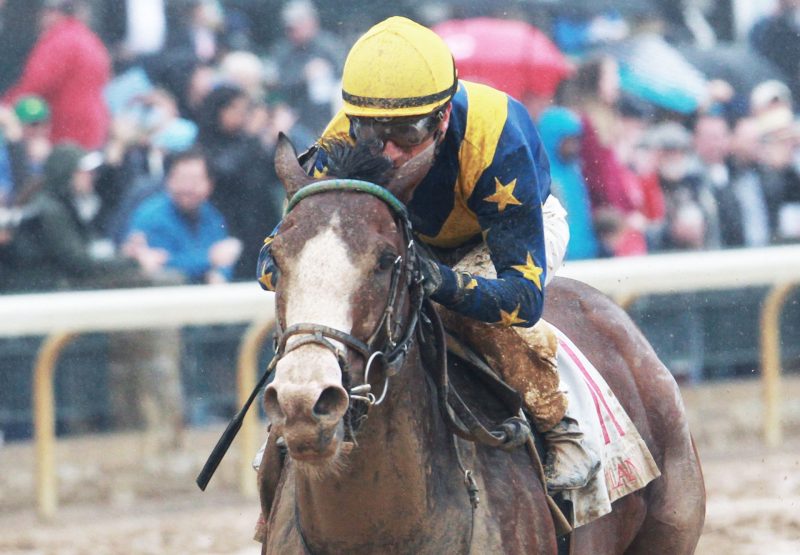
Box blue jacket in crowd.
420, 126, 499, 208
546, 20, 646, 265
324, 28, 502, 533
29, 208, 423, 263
538, 107, 599, 260
128, 192, 231, 283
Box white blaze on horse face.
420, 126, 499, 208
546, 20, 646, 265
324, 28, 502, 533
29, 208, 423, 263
276, 214, 364, 384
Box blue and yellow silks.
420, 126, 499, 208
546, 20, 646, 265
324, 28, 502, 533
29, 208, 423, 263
260, 81, 551, 328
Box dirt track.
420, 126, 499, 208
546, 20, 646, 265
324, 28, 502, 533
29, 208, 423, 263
1, 377, 799, 554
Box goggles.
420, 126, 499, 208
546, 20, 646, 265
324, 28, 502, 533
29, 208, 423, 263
351, 111, 442, 148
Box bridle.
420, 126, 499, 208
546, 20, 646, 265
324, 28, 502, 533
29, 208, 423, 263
281, 179, 479, 554
197, 178, 528, 545
195, 178, 425, 492
274, 179, 425, 418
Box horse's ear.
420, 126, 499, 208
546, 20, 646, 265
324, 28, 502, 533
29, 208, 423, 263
386, 141, 436, 204
275, 132, 314, 199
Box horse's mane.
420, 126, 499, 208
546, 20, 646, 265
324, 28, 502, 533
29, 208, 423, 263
320, 137, 393, 185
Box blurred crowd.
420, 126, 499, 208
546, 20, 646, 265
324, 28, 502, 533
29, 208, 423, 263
0, 0, 799, 295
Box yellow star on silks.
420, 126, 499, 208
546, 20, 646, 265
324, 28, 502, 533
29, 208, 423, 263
312, 166, 328, 178
465, 278, 478, 290
497, 305, 527, 327
483, 177, 522, 212
512, 252, 544, 291
259, 272, 276, 291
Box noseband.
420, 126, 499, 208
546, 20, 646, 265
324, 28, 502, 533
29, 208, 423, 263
274, 179, 425, 414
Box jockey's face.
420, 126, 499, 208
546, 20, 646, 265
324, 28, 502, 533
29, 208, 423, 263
359, 104, 451, 169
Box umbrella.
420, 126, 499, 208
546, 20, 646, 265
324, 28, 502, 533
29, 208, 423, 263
433, 18, 573, 100
605, 34, 709, 114
527, 0, 658, 17
677, 44, 789, 97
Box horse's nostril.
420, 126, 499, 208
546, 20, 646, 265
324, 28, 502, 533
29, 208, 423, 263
313, 386, 347, 419
264, 387, 283, 421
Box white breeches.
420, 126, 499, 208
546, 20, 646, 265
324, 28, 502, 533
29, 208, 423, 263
542, 194, 569, 285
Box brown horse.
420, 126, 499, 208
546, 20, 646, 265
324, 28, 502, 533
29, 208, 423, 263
258, 136, 705, 554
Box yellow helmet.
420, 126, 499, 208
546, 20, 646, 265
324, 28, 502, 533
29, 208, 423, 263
342, 17, 457, 118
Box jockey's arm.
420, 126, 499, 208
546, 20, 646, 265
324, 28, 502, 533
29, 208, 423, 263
427, 167, 549, 329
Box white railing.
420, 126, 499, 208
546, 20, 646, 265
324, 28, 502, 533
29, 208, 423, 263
3, 283, 275, 520
557, 244, 800, 298
4, 244, 800, 519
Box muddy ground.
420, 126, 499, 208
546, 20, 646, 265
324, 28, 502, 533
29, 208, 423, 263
1, 376, 799, 554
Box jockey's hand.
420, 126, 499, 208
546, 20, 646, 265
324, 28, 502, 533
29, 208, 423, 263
418, 255, 444, 298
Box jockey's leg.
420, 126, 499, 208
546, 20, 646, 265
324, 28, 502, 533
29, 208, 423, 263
514, 322, 601, 491
440, 311, 599, 491
448, 195, 599, 491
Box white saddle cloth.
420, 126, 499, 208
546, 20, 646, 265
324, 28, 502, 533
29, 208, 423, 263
547, 321, 661, 528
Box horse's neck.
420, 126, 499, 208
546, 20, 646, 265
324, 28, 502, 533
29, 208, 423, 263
295, 349, 470, 553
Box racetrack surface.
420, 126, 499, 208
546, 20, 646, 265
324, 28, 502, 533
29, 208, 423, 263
1, 376, 798, 555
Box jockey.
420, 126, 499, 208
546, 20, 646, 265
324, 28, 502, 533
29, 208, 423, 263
258, 16, 599, 492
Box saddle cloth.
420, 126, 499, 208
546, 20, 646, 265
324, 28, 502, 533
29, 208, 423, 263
546, 321, 661, 527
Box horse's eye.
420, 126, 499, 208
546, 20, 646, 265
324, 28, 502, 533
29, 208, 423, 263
377, 252, 398, 272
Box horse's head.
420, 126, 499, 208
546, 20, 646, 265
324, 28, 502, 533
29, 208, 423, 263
263, 134, 433, 471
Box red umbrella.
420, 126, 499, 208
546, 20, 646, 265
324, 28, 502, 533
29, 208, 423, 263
434, 18, 573, 100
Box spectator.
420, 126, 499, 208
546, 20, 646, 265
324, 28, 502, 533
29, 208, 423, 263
95, 0, 169, 70
755, 106, 800, 241
646, 122, 719, 251
750, 0, 800, 101
167, 0, 225, 64
2, 0, 111, 149
264, 0, 346, 135
717, 117, 781, 248
750, 79, 794, 118
125, 148, 241, 284
148, 58, 217, 122
616, 95, 666, 245
0, 104, 29, 206
1, 143, 142, 292
0, 99, 50, 282
560, 56, 648, 256
693, 112, 733, 192
219, 50, 266, 102
196, 84, 283, 280
11, 95, 53, 192
537, 106, 599, 260
254, 100, 316, 153
98, 91, 200, 246
0, 0, 42, 93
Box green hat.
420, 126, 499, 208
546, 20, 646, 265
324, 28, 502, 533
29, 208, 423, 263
14, 96, 51, 124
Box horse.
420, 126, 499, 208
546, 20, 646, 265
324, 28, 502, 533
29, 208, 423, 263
257, 135, 705, 554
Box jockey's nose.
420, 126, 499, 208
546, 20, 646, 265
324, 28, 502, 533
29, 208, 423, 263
382, 140, 406, 166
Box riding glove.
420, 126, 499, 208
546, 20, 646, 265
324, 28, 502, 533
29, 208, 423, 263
418, 254, 472, 305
